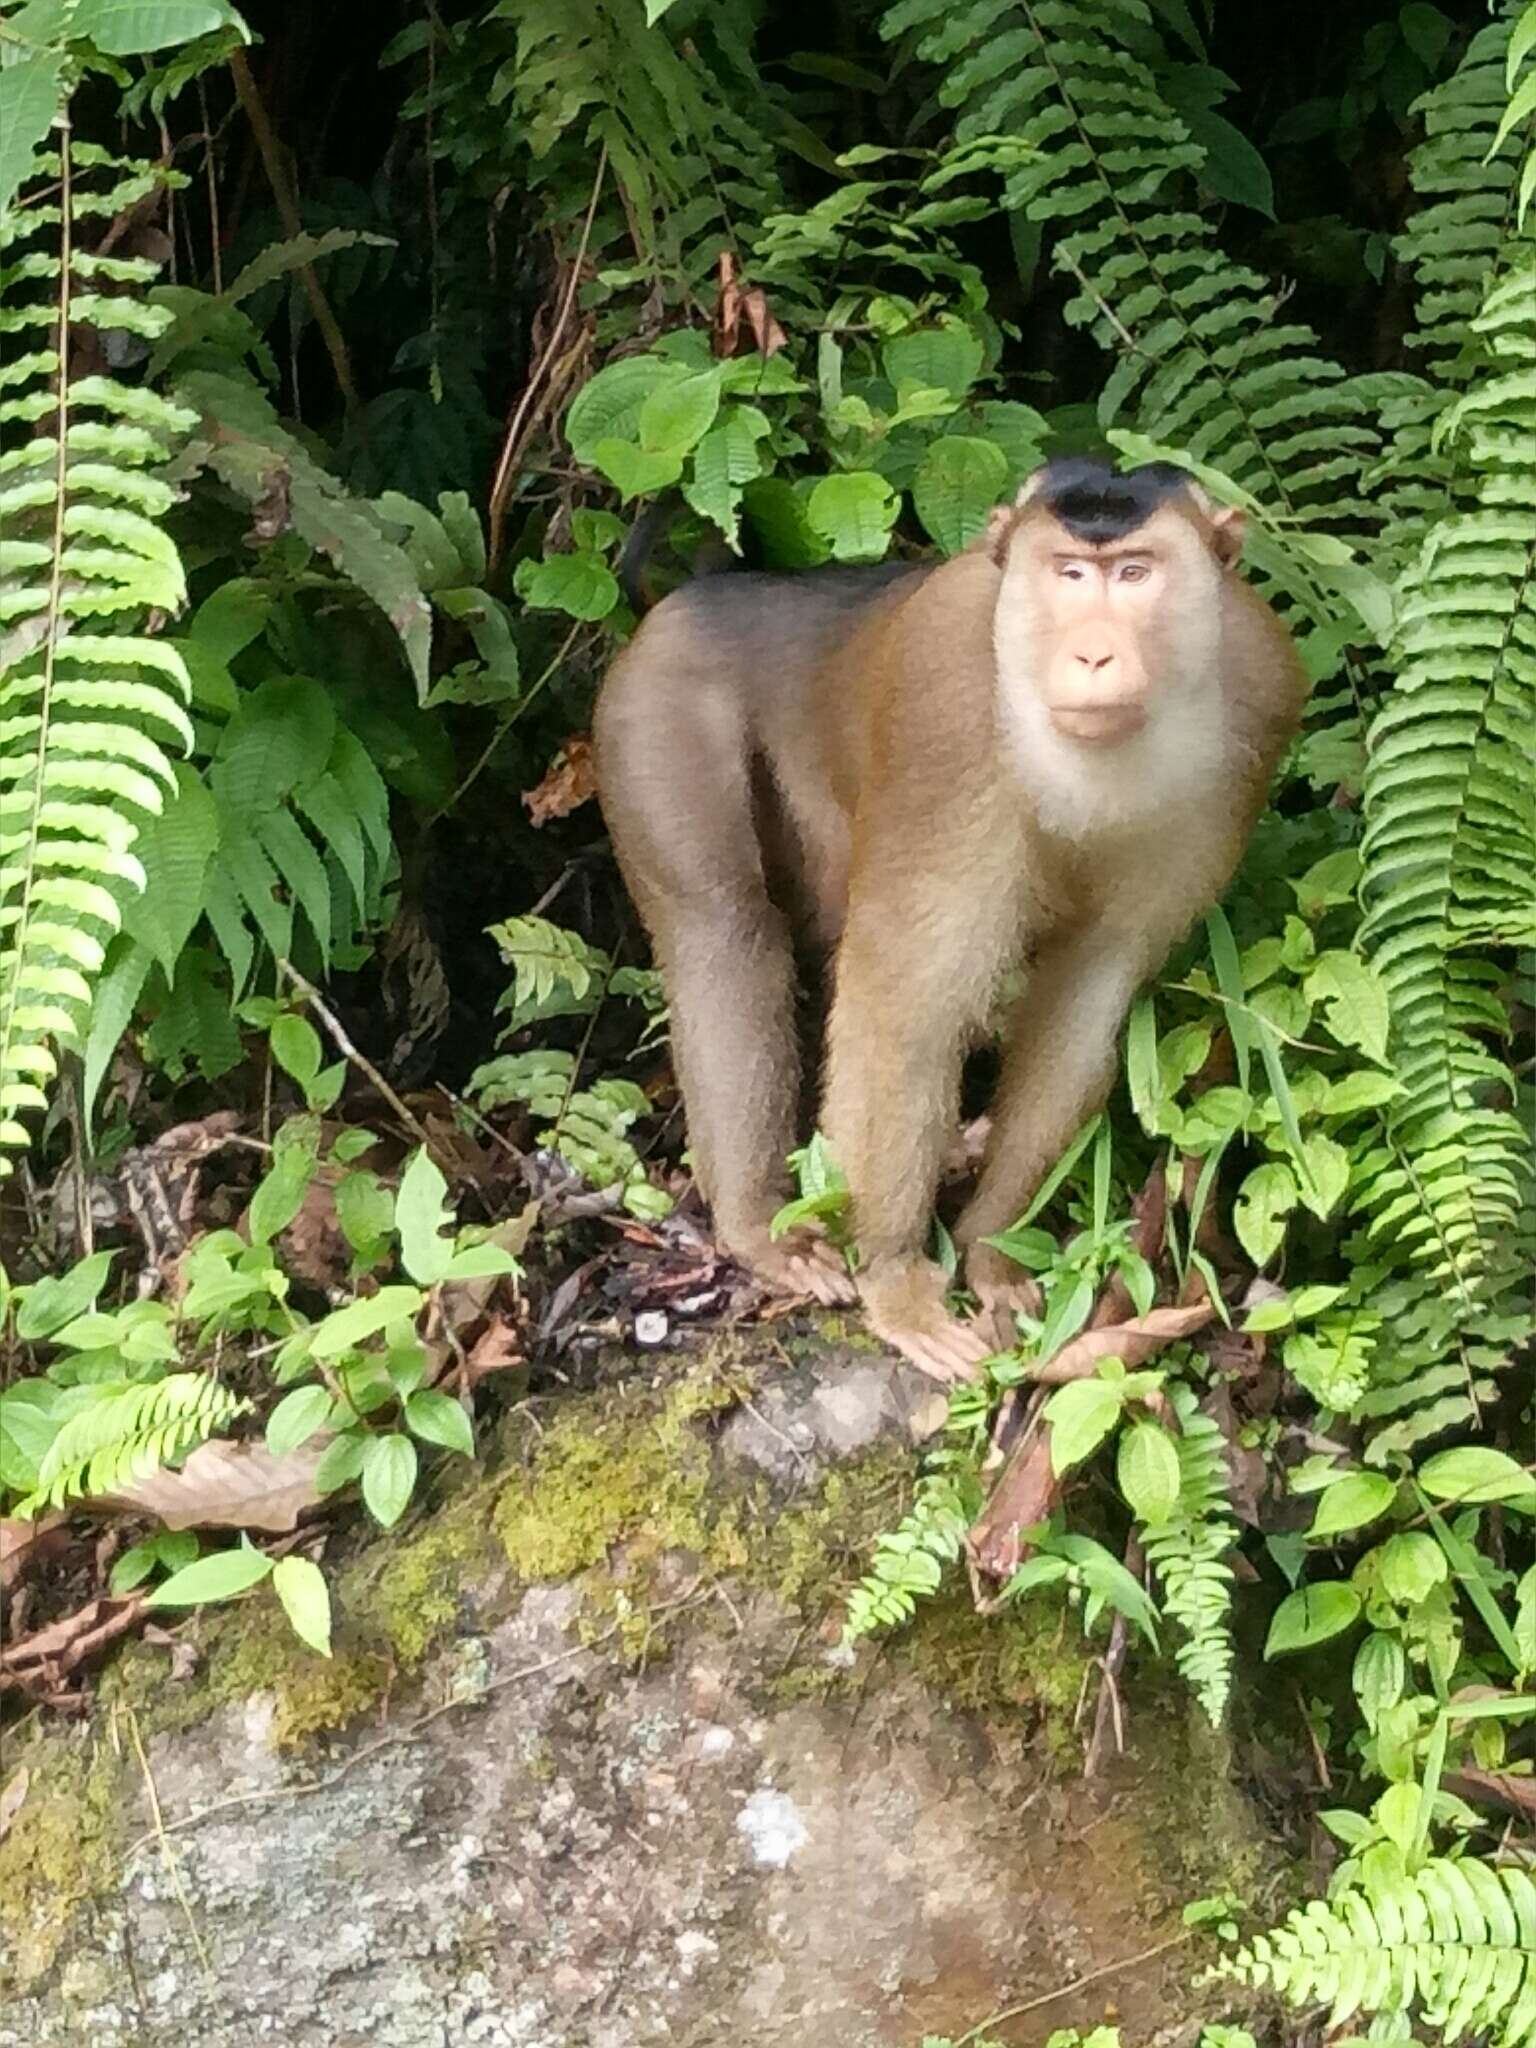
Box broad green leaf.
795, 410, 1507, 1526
0, 55, 65, 220
1322, 1070, 1402, 1118
265, 1383, 333, 1457
1374, 1531, 1448, 1605
1233, 1162, 1296, 1266
0, 1384, 60, 1490
394, 1147, 454, 1285
81, 938, 153, 1129
1417, 1447, 1536, 1510
16, 1249, 116, 1342
590, 437, 685, 503
187, 580, 272, 663
1117, 1420, 1182, 1525
1043, 1375, 1125, 1476
403, 1389, 474, 1458
1352, 1631, 1405, 1727
912, 436, 1007, 555
361, 1432, 417, 1528
272, 1555, 332, 1657
638, 369, 721, 456
1310, 1471, 1397, 1539
1264, 1582, 1362, 1657
881, 319, 984, 399
248, 1117, 320, 1248
806, 472, 898, 562
565, 356, 686, 464
147, 1543, 273, 1608
110, 1541, 162, 1594
71, 0, 243, 53
1307, 952, 1390, 1064
269, 1014, 323, 1095
513, 552, 619, 621
309, 1285, 424, 1359
1294, 1132, 1349, 1219
314, 1429, 366, 1495
334, 1169, 394, 1264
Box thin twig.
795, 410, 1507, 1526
124, 1707, 214, 1981
954, 1930, 1193, 2043
486, 146, 608, 577
428, 620, 583, 826
196, 78, 223, 296
277, 960, 447, 1167
228, 49, 358, 414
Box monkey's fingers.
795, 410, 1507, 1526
731, 1228, 860, 1308
874, 1314, 990, 1386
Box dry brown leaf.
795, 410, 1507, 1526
0, 1512, 68, 1591
522, 735, 596, 827
1442, 1770, 1536, 1822
1091, 1162, 1168, 1327
967, 1420, 1058, 1584
712, 249, 787, 358
0, 1592, 146, 1694
1033, 1302, 1214, 1384
0, 1766, 29, 1843
463, 1315, 526, 1387
98, 1439, 325, 1533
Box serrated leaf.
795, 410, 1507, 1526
881, 320, 984, 400
1117, 1420, 1182, 1525
638, 369, 721, 456
806, 471, 898, 562
1307, 951, 1390, 1064
118, 763, 218, 980
271, 1554, 331, 1656
589, 437, 684, 502
912, 435, 1008, 555
1233, 1162, 1297, 1266
513, 551, 618, 622
565, 356, 686, 464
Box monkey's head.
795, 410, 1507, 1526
992, 457, 1246, 750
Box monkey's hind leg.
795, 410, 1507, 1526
660, 900, 856, 1308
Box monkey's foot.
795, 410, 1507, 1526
730, 1227, 859, 1308
858, 1258, 993, 1385
963, 1242, 1045, 1352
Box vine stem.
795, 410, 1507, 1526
277, 959, 449, 1170
485, 144, 608, 578
954, 1930, 1192, 2044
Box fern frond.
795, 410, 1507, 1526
1356, 242, 1536, 1361
842, 1451, 982, 1641
881, 0, 1377, 538
1139, 1386, 1236, 1726
19, 1372, 248, 1513
1208, 1856, 1536, 2046
0, 144, 194, 1167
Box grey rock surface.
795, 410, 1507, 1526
0, 1349, 1229, 2048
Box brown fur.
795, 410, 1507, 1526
593, 482, 1309, 1379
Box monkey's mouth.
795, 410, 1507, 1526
1049, 705, 1147, 744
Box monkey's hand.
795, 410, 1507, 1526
729, 1226, 860, 1309
857, 1257, 992, 1385
962, 1240, 1045, 1353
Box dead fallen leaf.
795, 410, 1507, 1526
0, 1512, 69, 1591
0, 1766, 29, 1843
1443, 1770, 1536, 1822
522, 735, 596, 826
142, 1622, 200, 1683
98, 1439, 326, 1533
967, 1417, 1058, 1585
1033, 1302, 1215, 1385
1091, 1162, 1168, 1327
712, 249, 787, 359
463, 1315, 526, 1387
0, 1592, 147, 1697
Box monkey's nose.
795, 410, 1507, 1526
1074, 649, 1117, 672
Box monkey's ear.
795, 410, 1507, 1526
1208, 504, 1246, 569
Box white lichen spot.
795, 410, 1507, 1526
736, 1786, 808, 1868
698, 1724, 735, 1760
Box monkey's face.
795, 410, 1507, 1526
999, 499, 1238, 747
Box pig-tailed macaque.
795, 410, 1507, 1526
594, 458, 1309, 1380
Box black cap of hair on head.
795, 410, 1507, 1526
1035, 455, 1190, 547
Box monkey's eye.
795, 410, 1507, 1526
1116, 561, 1151, 584
1057, 561, 1089, 581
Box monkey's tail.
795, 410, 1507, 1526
617, 492, 737, 616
